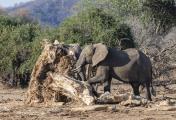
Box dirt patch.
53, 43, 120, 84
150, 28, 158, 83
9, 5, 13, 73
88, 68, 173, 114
0, 83, 176, 120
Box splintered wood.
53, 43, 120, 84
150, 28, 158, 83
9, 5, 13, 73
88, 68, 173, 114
25, 41, 95, 106
48, 73, 95, 105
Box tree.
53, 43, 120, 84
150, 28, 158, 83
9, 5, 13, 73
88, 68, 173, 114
59, 7, 135, 48
0, 15, 59, 87
142, 0, 176, 33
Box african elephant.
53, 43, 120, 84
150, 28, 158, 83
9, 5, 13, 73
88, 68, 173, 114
67, 43, 82, 60
53, 40, 82, 60
75, 43, 155, 101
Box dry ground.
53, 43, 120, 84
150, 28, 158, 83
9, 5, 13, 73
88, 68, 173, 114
0, 80, 176, 120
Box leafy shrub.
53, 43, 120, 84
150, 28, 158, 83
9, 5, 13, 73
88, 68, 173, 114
142, 0, 176, 33
0, 15, 59, 87
59, 7, 135, 48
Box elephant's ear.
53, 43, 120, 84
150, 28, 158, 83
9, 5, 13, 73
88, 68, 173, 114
92, 43, 108, 67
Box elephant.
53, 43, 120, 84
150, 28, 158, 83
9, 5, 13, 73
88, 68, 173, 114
53, 42, 85, 80
75, 43, 155, 101
53, 40, 82, 60
67, 43, 82, 60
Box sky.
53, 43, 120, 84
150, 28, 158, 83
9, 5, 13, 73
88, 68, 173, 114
0, 0, 32, 7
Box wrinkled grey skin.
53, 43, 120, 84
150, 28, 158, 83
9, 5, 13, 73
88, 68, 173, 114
67, 44, 82, 60
76, 43, 155, 101
54, 43, 82, 60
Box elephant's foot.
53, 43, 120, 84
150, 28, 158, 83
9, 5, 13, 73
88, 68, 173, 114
92, 87, 99, 97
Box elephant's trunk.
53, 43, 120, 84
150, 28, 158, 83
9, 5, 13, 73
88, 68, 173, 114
72, 65, 82, 72
78, 70, 86, 81
74, 55, 87, 81
76, 64, 86, 81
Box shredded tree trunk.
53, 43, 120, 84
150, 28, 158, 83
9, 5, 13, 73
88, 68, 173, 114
25, 41, 95, 106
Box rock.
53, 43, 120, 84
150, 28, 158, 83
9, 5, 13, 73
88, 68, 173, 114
131, 100, 141, 106
48, 108, 64, 114
157, 106, 176, 111
97, 93, 148, 107
164, 94, 176, 99
169, 99, 176, 105
45, 102, 65, 107
141, 98, 148, 105
148, 102, 176, 111
121, 94, 148, 107
111, 105, 117, 112
167, 84, 176, 91
108, 105, 120, 112
96, 92, 114, 104
97, 92, 129, 104
149, 99, 176, 111
0, 106, 12, 112
159, 99, 176, 106
71, 105, 108, 112
120, 99, 131, 106
114, 93, 129, 102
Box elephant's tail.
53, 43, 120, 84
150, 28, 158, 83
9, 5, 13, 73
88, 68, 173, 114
150, 82, 156, 97
150, 68, 156, 97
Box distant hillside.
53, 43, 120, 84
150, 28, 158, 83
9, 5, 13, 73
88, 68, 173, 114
7, 0, 79, 26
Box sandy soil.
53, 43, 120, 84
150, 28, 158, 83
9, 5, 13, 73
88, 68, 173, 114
0, 81, 176, 120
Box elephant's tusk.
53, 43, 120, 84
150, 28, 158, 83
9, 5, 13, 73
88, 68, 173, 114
63, 75, 83, 84
72, 65, 82, 72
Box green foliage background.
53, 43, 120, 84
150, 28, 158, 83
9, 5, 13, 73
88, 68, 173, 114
59, 1, 135, 47
0, 15, 59, 77
0, 0, 176, 86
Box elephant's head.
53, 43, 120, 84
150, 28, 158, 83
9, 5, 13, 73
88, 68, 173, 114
67, 44, 82, 60
75, 43, 108, 81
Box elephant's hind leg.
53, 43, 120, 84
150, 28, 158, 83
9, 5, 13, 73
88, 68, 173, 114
146, 81, 152, 101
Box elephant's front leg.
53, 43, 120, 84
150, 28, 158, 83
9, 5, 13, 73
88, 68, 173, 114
88, 66, 110, 95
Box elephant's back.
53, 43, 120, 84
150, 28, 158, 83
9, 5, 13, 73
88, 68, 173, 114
124, 48, 152, 80
109, 48, 152, 83
138, 51, 152, 76
136, 50, 152, 81
123, 48, 139, 60
138, 50, 152, 68
123, 48, 151, 66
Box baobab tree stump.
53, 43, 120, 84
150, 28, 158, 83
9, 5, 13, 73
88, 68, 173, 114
25, 41, 95, 106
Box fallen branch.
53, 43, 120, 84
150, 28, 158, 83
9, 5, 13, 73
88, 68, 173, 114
48, 73, 95, 105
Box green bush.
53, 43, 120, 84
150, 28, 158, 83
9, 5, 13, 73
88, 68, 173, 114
59, 7, 135, 48
0, 15, 59, 87
77, 0, 176, 34
142, 0, 176, 33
